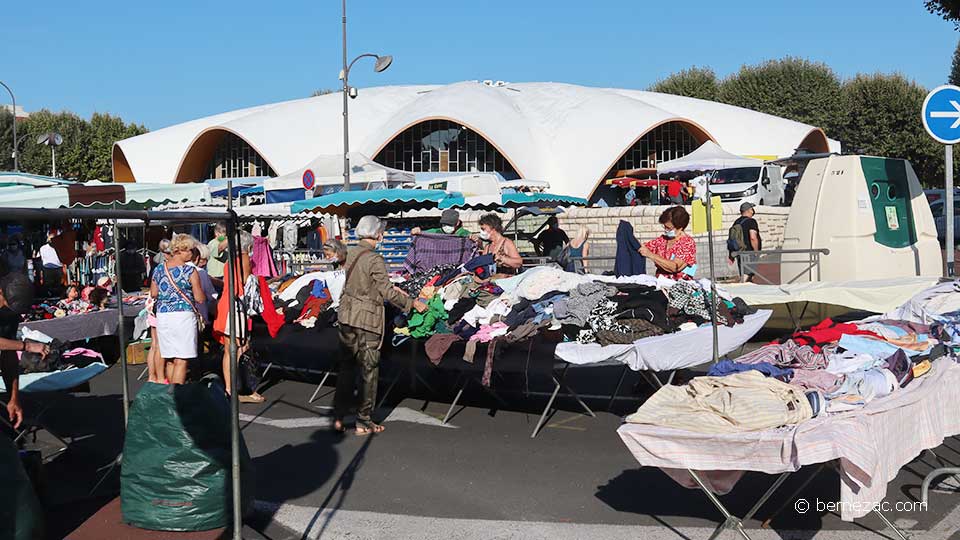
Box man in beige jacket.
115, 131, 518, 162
334, 215, 426, 435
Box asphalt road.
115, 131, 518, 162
17, 349, 960, 540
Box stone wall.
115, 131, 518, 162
460, 204, 790, 279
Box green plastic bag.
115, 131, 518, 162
0, 434, 44, 540
121, 378, 255, 531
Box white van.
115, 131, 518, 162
707, 165, 784, 206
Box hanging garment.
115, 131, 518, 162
251, 236, 279, 277
267, 221, 280, 248
614, 220, 645, 277
403, 233, 477, 274
425, 334, 462, 365
258, 276, 285, 338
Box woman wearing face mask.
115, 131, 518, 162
478, 213, 523, 275
639, 206, 697, 280
322, 239, 347, 269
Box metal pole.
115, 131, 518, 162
947, 145, 955, 278
51, 146, 56, 178
112, 213, 131, 425
0, 81, 17, 172
341, 0, 351, 192
225, 181, 242, 540
705, 172, 720, 363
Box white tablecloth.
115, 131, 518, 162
617, 358, 960, 520
554, 310, 771, 371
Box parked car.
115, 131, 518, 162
930, 198, 960, 244
708, 165, 785, 206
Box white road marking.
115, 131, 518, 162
239, 407, 456, 430
253, 500, 951, 540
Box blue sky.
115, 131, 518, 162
3, 0, 958, 129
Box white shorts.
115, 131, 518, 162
156, 311, 198, 359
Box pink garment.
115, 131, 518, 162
788, 369, 843, 393
469, 322, 509, 343
63, 348, 104, 360
251, 236, 279, 277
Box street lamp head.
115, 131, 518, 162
374, 55, 393, 73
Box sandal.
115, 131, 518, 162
239, 393, 266, 404
355, 420, 385, 436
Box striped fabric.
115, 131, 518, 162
617, 359, 960, 521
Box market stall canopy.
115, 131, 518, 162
438, 191, 586, 210
264, 152, 415, 203
0, 181, 212, 209
291, 188, 463, 218
203, 177, 268, 198
0, 172, 74, 187
656, 141, 762, 175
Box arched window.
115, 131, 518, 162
374, 119, 519, 179
207, 132, 275, 179
607, 122, 701, 175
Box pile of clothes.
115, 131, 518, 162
261, 269, 346, 332
624, 280, 960, 433
384, 261, 756, 385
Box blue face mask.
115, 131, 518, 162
664, 229, 677, 239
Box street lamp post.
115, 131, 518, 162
341, 0, 392, 191
0, 81, 18, 172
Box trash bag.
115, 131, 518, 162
120, 376, 255, 531
0, 435, 44, 540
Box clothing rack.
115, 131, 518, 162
66, 249, 116, 286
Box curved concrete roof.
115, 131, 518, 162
114, 81, 840, 199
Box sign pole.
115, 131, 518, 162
948, 144, 956, 277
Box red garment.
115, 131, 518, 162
93, 226, 105, 252
644, 234, 697, 280
667, 182, 682, 198
777, 318, 882, 352
297, 293, 331, 321
258, 276, 285, 338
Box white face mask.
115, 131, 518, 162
441, 225, 455, 234
664, 229, 677, 239
479, 230, 491, 241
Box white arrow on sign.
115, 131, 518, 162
930, 100, 960, 129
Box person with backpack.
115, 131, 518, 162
728, 202, 762, 282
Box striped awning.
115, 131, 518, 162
0, 181, 212, 209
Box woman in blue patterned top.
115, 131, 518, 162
150, 234, 206, 384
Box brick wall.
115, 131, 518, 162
460, 205, 790, 279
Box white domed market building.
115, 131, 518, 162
112, 81, 840, 203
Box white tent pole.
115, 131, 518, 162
705, 170, 720, 363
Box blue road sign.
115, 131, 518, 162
923, 85, 960, 144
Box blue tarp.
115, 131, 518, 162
291, 189, 464, 215
1, 362, 108, 393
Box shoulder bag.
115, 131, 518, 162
163, 263, 207, 333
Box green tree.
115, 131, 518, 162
836, 73, 942, 187
0, 110, 14, 171
311, 88, 337, 97
0, 109, 147, 180
950, 38, 960, 86
649, 67, 719, 101
718, 57, 844, 136
926, 0, 960, 26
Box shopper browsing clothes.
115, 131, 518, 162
150, 234, 206, 385
213, 231, 265, 403
535, 216, 569, 259
333, 216, 426, 435
322, 238, 347, 270
640, 206, 697, 280
411, 209, 471, 237
478, 213, 523, 275
39, 231, 65, 298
